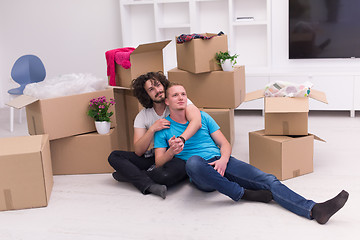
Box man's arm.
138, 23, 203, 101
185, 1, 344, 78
179, 104, 202, 141
133, 118, 170, 156
134, 104, 200, 156
208, 130, 232, 176
154, 136, 182, 167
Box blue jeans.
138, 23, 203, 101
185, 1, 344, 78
185, 155, 316, 219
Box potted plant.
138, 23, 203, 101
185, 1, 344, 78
87, 96, 115, 134
215, 51, 238, 71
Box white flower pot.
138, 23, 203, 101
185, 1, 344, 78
221, 59, 234, 71
95, 121, 111, 135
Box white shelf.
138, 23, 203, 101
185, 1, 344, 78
233, 21, 268, 26
158, 24, 191, 29
194, 0, 222, 2
120, 0, 271, 70
157, 0, 190, 3
122, 1, 154, 6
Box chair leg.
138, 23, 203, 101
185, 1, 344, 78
10, 106, 14, 132
19, 108, 22, 124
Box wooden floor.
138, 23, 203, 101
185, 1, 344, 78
0, 108, 359, 240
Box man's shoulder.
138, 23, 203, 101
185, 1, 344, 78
134, 107, 156, 128
136, 107, 155, 117
200, 111, 211, 119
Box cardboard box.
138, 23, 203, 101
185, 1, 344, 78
7, 89, 116, 140
244, 89, 327, 135
112, 87, 143, 151
50, 129, 119, 175
0, 135, 53, 211
112, 87, 237, 151
201, 108, 235, 146
115, 40, 171, 88
168, 66, 246, 109
249, 130, 325, 181
176, 33, 228, 74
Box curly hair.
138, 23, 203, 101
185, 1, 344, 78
131, 71, 169, 108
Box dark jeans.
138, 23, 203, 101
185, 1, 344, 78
108, 150, 187, 194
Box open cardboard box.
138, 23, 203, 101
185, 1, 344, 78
115, 40, 171, 88
168, 66, 245, 109
249, 130, 325, 181
0, 135, 53, 211
176, 33, 228, 74
50, 129, 118, 175
6, 88, 116, 140
244, 89, 328, 135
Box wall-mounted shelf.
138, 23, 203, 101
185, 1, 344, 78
119, 0, 271, 72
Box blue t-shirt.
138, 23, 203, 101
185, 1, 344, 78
154, 111, 221, 161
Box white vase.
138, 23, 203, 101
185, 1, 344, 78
221, 59, 234, 71
95, 121, 111, 135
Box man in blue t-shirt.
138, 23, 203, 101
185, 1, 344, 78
154, 82, 348, 225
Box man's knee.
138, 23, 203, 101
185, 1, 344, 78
108, 151, 118, 165
262, 173, 281, 190
149, 168, 185, 186
108, 150, 126, 166
185, 155, 203, 175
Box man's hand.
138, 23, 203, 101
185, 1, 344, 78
208, 158, 228, 177
168, 136, 184, 155
150, 119, 170, 132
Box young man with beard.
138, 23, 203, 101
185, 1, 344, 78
108, 72, 201, 199
154, 82, 349, 224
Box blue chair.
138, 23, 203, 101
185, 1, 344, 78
8, 55, 46, 132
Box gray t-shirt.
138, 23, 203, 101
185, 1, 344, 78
133, 99, 193, 129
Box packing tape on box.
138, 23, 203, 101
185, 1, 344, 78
3, 189, 14, 210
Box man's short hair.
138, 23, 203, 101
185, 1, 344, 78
131, 71, 169, 108
165, 82, 184, 98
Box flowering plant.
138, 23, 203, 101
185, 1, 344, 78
87, 96, 115, 122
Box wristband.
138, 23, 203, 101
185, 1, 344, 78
177, 136, 186, 144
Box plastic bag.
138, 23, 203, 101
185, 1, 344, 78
264, 81, 313, 97
24, 73, 108, 99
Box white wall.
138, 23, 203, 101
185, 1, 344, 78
0, 0, 122, 108
2, 0, 360, 108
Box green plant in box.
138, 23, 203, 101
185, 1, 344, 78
215, 51, 238, 65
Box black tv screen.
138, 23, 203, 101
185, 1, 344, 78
289, 0, 360, 59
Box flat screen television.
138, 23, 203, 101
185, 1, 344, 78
289, 0, 360, 59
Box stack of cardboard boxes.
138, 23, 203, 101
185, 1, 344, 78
2, 88, 119, 211
7, 89, 119, 176
168, 33, 246, 145
245, 88, 328, 180
111, 35, 246, 149
111, 40, 171, 151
